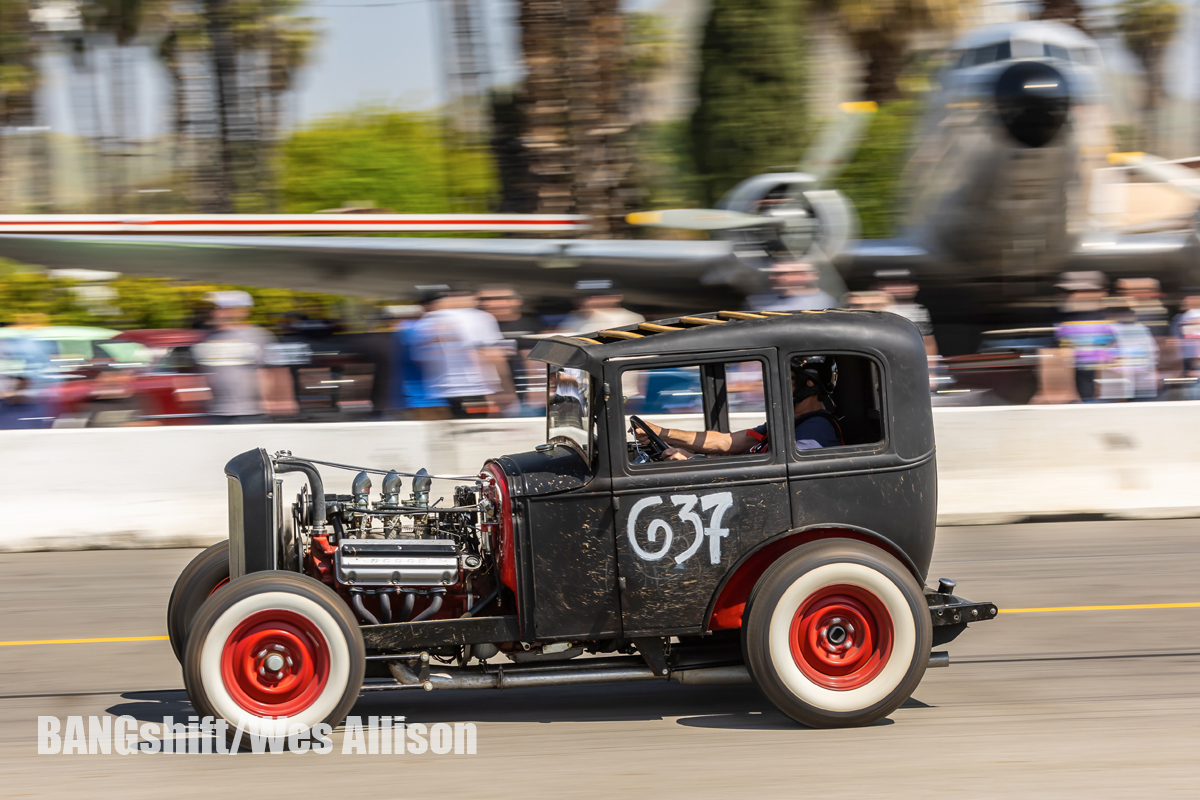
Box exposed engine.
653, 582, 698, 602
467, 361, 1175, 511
277, 452, 502, 629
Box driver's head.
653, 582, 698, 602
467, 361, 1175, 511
791, 356, 837, 410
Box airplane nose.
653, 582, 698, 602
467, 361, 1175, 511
994, 61, 1070, 148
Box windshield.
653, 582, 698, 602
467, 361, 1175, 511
546, 366, 591, 460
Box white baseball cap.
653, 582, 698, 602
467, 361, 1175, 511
204, 290, 254, 309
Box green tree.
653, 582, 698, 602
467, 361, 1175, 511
689, 0, 808, 206
831, 100, 919, 238
1117, 0, 1179, 152
281, 108, 498, 213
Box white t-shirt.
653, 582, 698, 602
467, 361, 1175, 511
412, 308, 503, 398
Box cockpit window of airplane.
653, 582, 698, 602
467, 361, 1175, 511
954, 39, 1099, 70
957, 41, 1011, 68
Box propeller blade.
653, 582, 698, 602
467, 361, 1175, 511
799, 101, 878, 186
1109, 152, 1200, 199
626, 209, 785, 231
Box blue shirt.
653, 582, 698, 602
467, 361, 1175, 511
390, 323, 448, 410
748, 412, 842, 452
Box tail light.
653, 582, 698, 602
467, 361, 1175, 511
481, 462, 518, 599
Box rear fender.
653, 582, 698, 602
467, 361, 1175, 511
705, 525, 921, 631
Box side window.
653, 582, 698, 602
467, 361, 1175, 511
621, 360, 768, 464
788, 354, 884, 454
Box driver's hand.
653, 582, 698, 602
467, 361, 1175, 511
632, 421, 660, 445
661, 447, 691, 461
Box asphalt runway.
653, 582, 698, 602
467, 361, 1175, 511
2, 519, 1198, 798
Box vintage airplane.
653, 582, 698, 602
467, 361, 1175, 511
0, 21, 1196, 337
630, 20, 1200, 340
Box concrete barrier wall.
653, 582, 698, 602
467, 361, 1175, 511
2, 402, 1197, 551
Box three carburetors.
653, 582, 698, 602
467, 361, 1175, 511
292, 464, 491, 594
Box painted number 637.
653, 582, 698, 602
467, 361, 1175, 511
626, 492, 734, 566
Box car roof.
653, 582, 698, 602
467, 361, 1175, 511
529, 308, 935, 461
112, 328, 206, 347
0, 325, 121, 341
529, 309, 926, 371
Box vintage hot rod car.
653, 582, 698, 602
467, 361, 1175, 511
168, 309, 996, 734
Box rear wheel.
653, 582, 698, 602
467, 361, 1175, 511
742, 539, 931, 728
167, 540, 230, 663
183, 571, 364, 738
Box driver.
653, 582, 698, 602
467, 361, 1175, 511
633, 357, 843, 461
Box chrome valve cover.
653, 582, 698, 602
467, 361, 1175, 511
335, 538, 461, 587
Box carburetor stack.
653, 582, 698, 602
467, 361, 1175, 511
280, 453, 494, 625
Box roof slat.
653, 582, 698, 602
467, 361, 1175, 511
758, 311, 793, 316
679, 316, 726, 326
596, 329, 643, 340
570, 336, 602, 345
718, 311, 767, 320
639, 323, 682, 333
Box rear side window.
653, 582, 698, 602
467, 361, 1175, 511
787, 353, 884, 453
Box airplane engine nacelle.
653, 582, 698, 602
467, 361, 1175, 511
715, 172, 860, 264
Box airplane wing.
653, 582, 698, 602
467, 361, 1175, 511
1066, 230, 1200, 286
839, 228, 1200, 290
0, 232, 761, 312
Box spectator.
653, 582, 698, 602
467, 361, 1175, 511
1168, 287, 1200, 399
478, 285, 542, 339
844, 291, 892, 312
1116, 278, 1170, 340
389, 297, 450, 420
192, 291, 298, 423
1102, 299, 1158, 401
478, 285, 543, 415
747, 260, 838, 312
558, 279, 644, 332
1052, 271, 1117, 402
873, 269, 938, 357
0, 375, 52, 429
410, 285, 515, 418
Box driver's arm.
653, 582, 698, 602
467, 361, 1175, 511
640, 421, 759, 456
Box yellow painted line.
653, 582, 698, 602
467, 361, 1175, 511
1002, 602, 1200, 614
4, 603, 1200, 643
0, 635, 168, 647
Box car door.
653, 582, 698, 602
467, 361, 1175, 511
607, 349, 792, 637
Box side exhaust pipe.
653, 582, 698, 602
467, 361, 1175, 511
384, 652, 949, 692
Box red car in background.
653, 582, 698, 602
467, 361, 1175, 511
108, 329, 212, 423
46, 329, 211, 426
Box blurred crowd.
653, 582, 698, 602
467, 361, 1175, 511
1, 265, 1198, 429
0, 278, 648, 429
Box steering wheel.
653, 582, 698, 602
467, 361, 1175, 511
629, 415, 669, 461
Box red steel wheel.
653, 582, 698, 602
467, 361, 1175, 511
220, 609, 331, 717
184, 571, 364, 739
789, 584, 894, 691
743, 539, 931, 728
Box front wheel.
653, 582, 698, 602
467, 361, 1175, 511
742, 539, 932, 728
183, 571, 365, 738
167, 540, 231, 663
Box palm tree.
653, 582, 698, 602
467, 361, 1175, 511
240, 0, 318, 210
0, 0, 40, 211
1036, 0, 1090, 33
83, 0, 151, 210
514, 0, 637, 235
813, 0, 966, 104
1116, 0, 1180, 152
